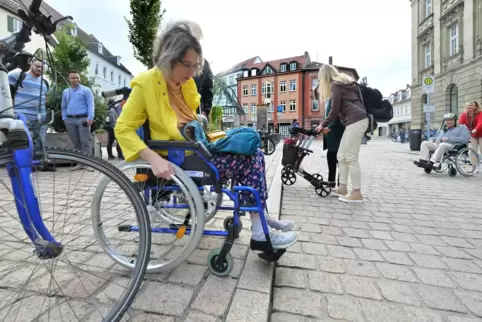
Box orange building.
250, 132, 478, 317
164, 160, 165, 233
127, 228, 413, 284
237, 52, 359, 136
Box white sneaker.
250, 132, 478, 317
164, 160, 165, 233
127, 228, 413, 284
267, 218, 295, 231
251, 230, 298, 249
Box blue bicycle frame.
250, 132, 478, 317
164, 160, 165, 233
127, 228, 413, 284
5, 113, 58, 246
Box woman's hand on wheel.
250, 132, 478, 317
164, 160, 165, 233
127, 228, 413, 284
150, 155, 174, 179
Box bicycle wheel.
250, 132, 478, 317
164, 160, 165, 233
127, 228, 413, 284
0, 147, 151, 321
93, 160, 205, 273
455, 147, 480, 176
263, 138, 276, 155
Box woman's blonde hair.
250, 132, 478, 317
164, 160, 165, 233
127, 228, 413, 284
465, 100, 482, 113
317, 64, 354, 101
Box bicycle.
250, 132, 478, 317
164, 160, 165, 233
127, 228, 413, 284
0, 1, 151, 320
258, 131, 276, 155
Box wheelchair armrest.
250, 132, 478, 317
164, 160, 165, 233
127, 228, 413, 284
451, 144, 467, 151
147, 140, 213, 159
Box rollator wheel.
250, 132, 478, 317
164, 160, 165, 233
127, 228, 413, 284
315, 183, 331, 197
281, 168, 296, 185
313, 173, 323, 183
223, 216, 243, 232
207, 248, 234, 277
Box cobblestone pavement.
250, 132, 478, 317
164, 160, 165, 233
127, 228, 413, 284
0, 145, 282, 321
272, 138, 482, 322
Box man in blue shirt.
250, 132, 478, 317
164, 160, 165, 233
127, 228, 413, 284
9, 59, 55, 172
62, 70, 95, 170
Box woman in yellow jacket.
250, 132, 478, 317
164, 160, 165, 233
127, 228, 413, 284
115, 21, 297, 250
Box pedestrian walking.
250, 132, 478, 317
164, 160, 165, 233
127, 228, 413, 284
61, 70, 95, 171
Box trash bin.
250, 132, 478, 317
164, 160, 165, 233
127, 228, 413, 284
410, 129, 422, 151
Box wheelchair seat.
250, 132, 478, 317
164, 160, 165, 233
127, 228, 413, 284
450, 144, 468, 153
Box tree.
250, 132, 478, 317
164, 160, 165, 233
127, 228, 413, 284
126, 0, 165, 68
45, 30, 107, 133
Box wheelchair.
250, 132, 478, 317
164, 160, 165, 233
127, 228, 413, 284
94, 134, 286, 277
423, 143, 480, 177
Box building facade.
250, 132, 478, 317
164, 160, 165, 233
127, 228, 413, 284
411, 0, 482, 130
0, 0, 133, 98
387, 86, 412, 134
213, 57, 261, 128
237, 52, 358, 136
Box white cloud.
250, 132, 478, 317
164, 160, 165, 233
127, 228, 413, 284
45, 0, 411, 96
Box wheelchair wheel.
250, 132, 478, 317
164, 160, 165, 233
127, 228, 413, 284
281, 167, 296, 185
207, 248, 234, 277
95, 160, 205, 273
448, 164, 457, 177
455, 147, 480, 177
223, 216, 243, 237
262, 137, 276, 155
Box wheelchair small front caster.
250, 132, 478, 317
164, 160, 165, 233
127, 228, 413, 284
207, 248, 233, 277
448, 165, 457, 177
258, 248, 286, 262
424, 167, 432, 174
223, 216, 243, 238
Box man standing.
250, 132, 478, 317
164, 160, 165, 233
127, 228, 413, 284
8, 59, 55, 172
61, 70, 95, 171
193, 58, 213, 117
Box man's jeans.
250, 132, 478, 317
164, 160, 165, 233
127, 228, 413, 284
24, 114, 47, 154
64, 117, 92, 154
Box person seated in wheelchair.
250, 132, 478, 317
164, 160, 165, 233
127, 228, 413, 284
114, 20, 297, 249
414, 113, 471, 171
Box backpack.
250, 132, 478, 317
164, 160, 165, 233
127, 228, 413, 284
11, 71, 50, 99
356, 84, 393, 123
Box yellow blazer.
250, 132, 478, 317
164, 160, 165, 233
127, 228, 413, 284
114, 68, 201, 161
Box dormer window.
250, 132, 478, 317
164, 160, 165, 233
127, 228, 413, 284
98, 43, 103, 54
280, 64, 287, 72
290, 62, 297, 71
116, 56, 121, 66
243, 70, 249, 77
264, 66, 272, 74
251, 69, 257, 76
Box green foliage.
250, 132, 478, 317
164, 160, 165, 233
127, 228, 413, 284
209, 105, 223, 130
45, 30, 106, 132
126, 0, 165, 68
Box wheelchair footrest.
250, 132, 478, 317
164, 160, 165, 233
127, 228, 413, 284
258, 249, 286, 262
250, 239, 287, 262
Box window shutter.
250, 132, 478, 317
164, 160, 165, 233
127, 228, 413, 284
7, 16, 13, 32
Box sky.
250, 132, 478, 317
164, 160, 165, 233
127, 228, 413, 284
45, 0, 411, 96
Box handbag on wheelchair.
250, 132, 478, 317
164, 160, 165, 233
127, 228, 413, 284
181, 121, 261, 156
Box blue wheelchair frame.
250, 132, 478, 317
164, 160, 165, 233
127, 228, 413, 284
120, 124, 285, 268
3, 113, 63, 258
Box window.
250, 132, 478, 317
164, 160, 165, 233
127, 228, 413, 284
251, 84, 257, 96
268, 103, 274, 113
280, 101, 286, 112
251, 103, 256, 114
265, 83, 274, 98
251, 69, 257, 76
289, 100, 296, 111
69, 25, 78, 37
118, 75, 121, 85
95, 62, 99, 76
449, 84, 458, 113
264, 66, 272, 74
312, 100, 319, 111
290, 62, 297, 71
243, 70, 249, 77
124, 77, 127, 86
103, 66, 107, 79
280, 64, 287, 72
449, 23, 459, 56
280, 81, 287, 92
312, 79, 319, 88
98, 43, 103, 54
425, 0, 432, 18
289, 80, 297, 92
243, 104, 248, 114
110, 70, 114, 82
243, 85, 248, 96
7, 16, 22, 33
424, 42, 431, 68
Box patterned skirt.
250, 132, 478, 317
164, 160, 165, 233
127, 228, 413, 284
212, 149, 268, 209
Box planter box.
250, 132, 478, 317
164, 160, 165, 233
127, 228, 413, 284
45, 132, 102, 157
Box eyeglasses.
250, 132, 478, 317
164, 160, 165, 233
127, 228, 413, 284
178, 60, 202, 72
